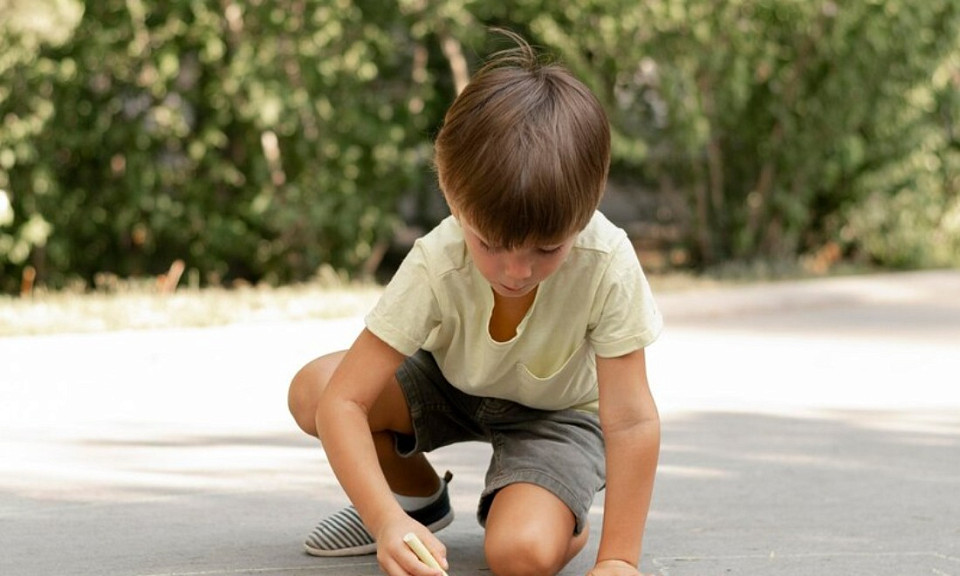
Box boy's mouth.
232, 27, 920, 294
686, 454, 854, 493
497, 282, 531, 296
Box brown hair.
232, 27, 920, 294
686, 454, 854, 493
434, 30, 611, 248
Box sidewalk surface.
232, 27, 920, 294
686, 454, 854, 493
2, 270, 958, 576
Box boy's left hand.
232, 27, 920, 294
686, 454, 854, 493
587, 559, 652, 576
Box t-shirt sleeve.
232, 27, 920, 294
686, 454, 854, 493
364, 241, 442, 356
588, 236, 663, 358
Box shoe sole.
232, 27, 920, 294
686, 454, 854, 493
303, 509, 455, 557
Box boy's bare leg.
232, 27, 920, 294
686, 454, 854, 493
483, 483, 589, 576
371, 425, 440, 497
289, 353, 440, 497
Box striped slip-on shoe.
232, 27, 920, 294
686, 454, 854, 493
304, 471, 454, 557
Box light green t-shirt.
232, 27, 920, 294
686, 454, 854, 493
365, 211, 662, 413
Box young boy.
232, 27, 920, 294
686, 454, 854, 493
287, 31, 662, 576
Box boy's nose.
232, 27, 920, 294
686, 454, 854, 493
503, 252, 533, 281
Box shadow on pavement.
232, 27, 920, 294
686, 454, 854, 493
645, 410, 960, 576
2, 410, 958, 575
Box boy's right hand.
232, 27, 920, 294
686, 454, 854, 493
375, 515, 448, 576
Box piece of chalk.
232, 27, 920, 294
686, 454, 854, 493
402, 532, 449, 576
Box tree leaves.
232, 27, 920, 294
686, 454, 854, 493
1, 0, 957, 293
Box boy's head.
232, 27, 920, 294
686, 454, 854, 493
434, 30, 611, 250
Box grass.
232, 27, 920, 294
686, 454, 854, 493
0, 280, 385, 337
0, 261, 866, 337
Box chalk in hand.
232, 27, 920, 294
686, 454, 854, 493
402, 532, 449, 576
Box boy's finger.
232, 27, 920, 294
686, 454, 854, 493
425, 536, 448, 570
386, 542, 436, 576
402, 532, 449, 576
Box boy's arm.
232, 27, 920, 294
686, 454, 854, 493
592, 348, 660, 576
315, 328, 444, 576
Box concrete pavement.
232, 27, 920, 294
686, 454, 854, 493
1, 270, 958, 575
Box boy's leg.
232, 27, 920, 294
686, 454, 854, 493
288, 352, 441, 497
476, 404, 605, 575
289, 352, 454, 556
484, 483, 589, 576
368, 383, 441, 497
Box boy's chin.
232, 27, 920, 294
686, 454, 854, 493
492, 282, 537, 298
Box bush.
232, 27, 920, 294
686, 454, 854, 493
0, 0, 446, 291
2, 0, 958, 294
508, 0, 960, 267
840, 47, 960, 268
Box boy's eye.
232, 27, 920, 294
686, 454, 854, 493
538, 246, 562, 255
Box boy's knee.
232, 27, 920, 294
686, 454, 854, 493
484, 525, 567, 576
287, 354, 340, 436
287, 367, 318, 436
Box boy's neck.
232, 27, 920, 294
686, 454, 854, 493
488, 287, 538, 342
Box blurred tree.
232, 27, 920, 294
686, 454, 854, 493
0, 0, 444, 291
494, 0, 960, 267
0, 0, 84, 290
2, 0, 958, 294
839, 35, 960, 268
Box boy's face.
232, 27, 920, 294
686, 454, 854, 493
458, 216, 577, 299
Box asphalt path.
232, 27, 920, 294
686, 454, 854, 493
2, 270, 958, 576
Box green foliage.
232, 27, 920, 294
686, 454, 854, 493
504, 0, 960, 266
1, 0, 440, 291
1, 0, 958, 294
839, 47, 960, 268
845, 186, 960, 269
